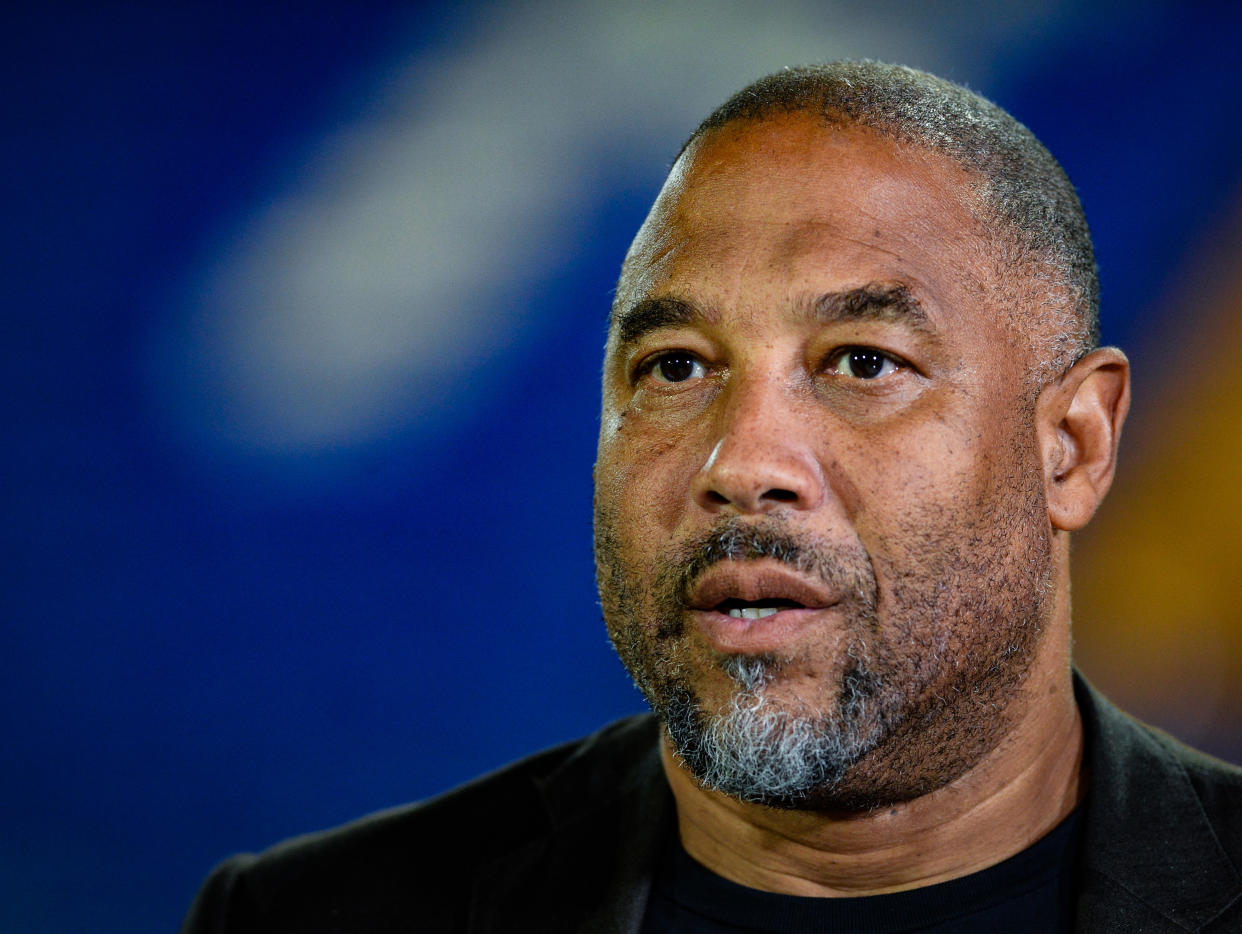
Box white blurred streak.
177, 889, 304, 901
158, 0, 1063, 456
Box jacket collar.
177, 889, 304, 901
1074, 674, 1242, 931
467, 714, 669, 934
467, 680, 1242, 933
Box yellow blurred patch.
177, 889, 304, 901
1074, 193, 1242, 760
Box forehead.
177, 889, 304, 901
617, 115, 1004, 338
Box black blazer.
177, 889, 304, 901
182, 676, 1242, 932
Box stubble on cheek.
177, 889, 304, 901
593, 488, 668, 700
838, 449, 1055, 802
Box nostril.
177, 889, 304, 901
693, 441, 822, 512
764, 488, 798, 502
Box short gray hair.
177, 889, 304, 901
682, 61, 1099, 380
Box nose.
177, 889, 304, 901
691, 377, 827, 515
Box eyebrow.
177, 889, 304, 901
612, 296, 702, 348
805, 283, 933, 333
611, 282, 933, 351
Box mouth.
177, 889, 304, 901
684, 561, 842, 653
714, 597, 806, 620
686, 561, 839, 614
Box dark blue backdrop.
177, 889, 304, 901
5, 3, 1242, 931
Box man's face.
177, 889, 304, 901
594, 116, 1058, 810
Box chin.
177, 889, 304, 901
653, 654, 890, 808
656, 646, 1034, 811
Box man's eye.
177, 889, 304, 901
831, 347, 902, 380
643, 352, 707, 384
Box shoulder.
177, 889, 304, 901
1079, 675, 1242, 835
181, 713, 662, 934
1132, 714, 1242, 853
1074, 674, 1242, 928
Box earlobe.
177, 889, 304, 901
1038, 347, 1131, 532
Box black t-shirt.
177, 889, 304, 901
640, 808, 1083, 934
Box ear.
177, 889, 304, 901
1036, 347, 1131, 532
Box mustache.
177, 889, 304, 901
659, 517, 877, 612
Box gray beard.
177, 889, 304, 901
598, 500, 1053, 810
600, 518, 890, 806
659, 651, 886, 807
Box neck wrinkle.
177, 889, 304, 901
664, 670, 1084, 897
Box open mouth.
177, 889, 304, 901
714, 598, 806, 620
687, 564, 833, 652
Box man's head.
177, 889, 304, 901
677, 61, 1100, 384
593, 62, 1128, 811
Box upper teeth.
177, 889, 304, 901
727, 606, 782, 620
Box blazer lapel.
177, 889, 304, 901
466, 715, 672, 933
1074, 676, 1242, 932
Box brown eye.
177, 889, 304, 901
831, 347, 900, 380
647, 352, 706, 384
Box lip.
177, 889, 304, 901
686, 561, 841, 612
685, 561, 843, 654
690, 605, 838, 654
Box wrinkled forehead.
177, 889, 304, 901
614, 116, 1006, 330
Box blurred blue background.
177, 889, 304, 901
6, 2, 1242, 930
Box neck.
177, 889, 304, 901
663, 665, 1084, 896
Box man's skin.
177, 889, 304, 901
594, 114, 1131, 896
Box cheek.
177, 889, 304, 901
844, 411, 1018, 555
843, 424, 963, 512
597, 411, 706, 532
